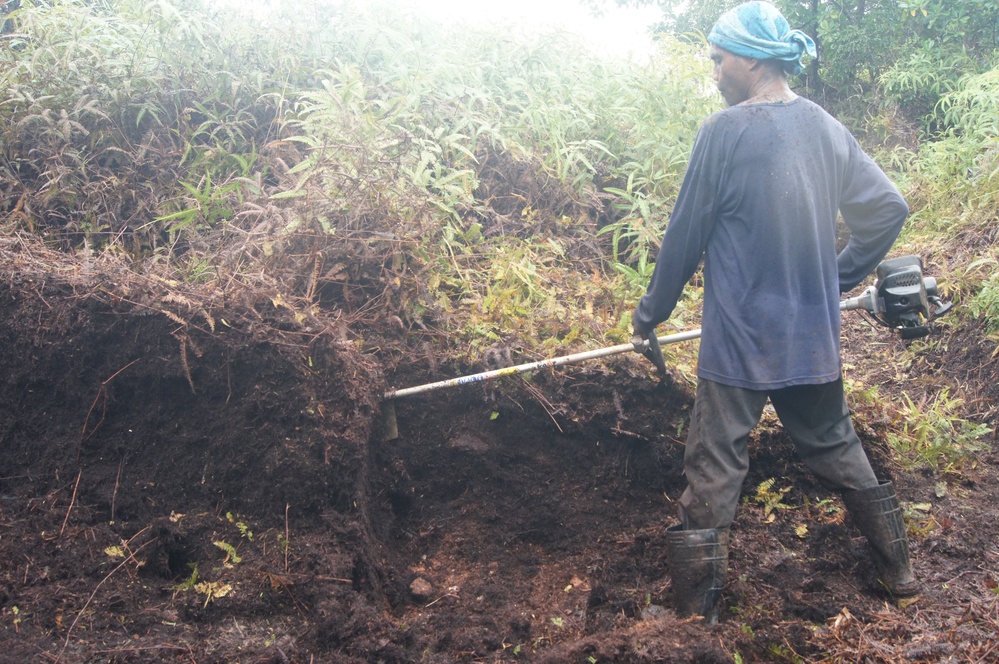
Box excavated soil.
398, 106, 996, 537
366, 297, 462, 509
1, 257, 997, 663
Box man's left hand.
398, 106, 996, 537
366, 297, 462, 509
631, 332, 667, 378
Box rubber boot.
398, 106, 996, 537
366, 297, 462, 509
842, 480, 920, 599
666, 525, 728, 624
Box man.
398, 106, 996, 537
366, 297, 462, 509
631, 1, 918, 623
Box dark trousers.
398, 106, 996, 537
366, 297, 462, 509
679, 377, 879, 529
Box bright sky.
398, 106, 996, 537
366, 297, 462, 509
402, 0, 662, 59
213, 0, 662, 60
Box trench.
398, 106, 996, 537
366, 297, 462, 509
362, 388, 691, 643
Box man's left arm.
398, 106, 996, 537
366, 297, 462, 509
836, 140, 909, 292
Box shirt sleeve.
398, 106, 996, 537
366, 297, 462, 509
632, 117, 724, 334
836, 135, 909, 292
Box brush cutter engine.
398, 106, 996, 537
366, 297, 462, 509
840, 255, 952, 339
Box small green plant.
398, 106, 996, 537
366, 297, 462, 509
886, 390, 992, 471
844, 377, 882, 409
174, 563, 200, 591
766, 642, 805, 663
611, 251, 656, 301
214, 540, 242, 566
750, 479, 795, 522
803, 497, 843, 525
193, 580, 233, 607
153, 165, 252, 233
226, 512, 254, 541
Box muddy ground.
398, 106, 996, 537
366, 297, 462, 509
1, 239, 998, 663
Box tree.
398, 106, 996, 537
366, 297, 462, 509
587, 0, 997, 124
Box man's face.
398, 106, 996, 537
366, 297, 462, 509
710, 44, 755, 106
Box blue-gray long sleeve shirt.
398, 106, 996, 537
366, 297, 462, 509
632, 98, 908, 390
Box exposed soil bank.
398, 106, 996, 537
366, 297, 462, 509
1, 261, 997, 663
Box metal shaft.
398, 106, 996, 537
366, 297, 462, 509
383, 287, 883, 402
384, 328, 702, 400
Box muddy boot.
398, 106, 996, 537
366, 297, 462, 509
842, 480, 920, 599
666, 525, 728, 624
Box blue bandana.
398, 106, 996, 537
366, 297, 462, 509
708, 1, 817, 76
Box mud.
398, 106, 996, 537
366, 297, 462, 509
1, 269, 997, 663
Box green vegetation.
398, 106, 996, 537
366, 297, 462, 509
887, 390, 992, 472
749, 478, 795, 523
602, 1, 999, 126
1, 0, 716, 361
1, 0, 996, 463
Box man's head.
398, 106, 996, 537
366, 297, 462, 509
707, 2, 815, 77
709, 44, 788, 106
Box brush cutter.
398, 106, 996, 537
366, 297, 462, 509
382, 255, 950, 439
840, 255, 951, 339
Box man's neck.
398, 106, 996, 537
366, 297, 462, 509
740, 75, 796, 106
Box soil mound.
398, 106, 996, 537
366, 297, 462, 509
1, 237, 998, 663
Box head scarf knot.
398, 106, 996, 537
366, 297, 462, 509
708, 1, 817, 76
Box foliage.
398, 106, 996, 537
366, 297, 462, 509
230, 1, 717, 355
966, 258, 999, 336
0, 0, 719, 360
886, 390, 992, 472
214, 540, 242, 566
0, 0, 285, 254
900, 63, 999, 235
749, 478, 795, 522
193, 580, 233, 607
597, 0, 998, 126
937, 65, 999, 144
897, 0, 999, 54
880, 43, 984, 136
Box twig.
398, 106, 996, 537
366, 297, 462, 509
943, 569, 982, 585
976, 638, 999, 664
424, 593, 460, 607
177, 333, 196, 394
55, 538, 153, 663
111, 459, 123, 523
93, 644, 194, 656
250, 568, 351, 583
610, 426, 646, 440
521, 379, 563, 433
59, 470, 82, 538
78, 389, 108, 457
78, 359, 140, 458
284, 503, 291, 573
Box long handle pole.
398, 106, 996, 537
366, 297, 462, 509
384, 328, 702, 400
385, 288, 875, 401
